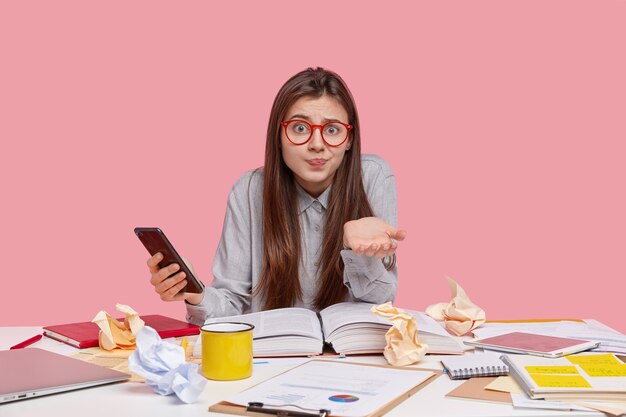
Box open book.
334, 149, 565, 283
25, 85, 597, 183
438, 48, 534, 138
193, 302, 463, 357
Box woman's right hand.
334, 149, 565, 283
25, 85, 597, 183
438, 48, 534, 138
147, 253, 203, 304
343, 217, 406, 258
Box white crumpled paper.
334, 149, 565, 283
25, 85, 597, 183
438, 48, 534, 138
128, 326, 207, 403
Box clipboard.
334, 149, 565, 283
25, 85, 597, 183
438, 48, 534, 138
209, 360, 441, 417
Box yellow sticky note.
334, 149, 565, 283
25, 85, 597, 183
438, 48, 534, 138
580, 364, 626, 377
567, 354, 621, 365
525, 366, 579, 375
530, 374, 592, 388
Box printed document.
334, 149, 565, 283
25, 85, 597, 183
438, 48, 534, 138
223, 361, 434, 417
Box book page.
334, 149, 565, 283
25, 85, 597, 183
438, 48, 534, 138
320, 303, 452, 338
404, 309, 454, 337
319, 302, 388, 337
318, 302, 463, 355
205, 308, 323, 340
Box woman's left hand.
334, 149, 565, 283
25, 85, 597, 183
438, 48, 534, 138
343, 217, 407, 258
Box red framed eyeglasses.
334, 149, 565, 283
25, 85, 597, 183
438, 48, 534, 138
280, 119, 352, 147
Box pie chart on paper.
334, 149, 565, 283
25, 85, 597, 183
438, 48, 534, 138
328, 394, 360, 403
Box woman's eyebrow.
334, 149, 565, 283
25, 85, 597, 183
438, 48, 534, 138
287, 113, 311, 121
286, 114, 344, 123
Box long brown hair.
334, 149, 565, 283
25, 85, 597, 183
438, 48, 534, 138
256, 67, 374, 311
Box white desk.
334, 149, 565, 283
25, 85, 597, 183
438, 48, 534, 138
0, 327, 602, 417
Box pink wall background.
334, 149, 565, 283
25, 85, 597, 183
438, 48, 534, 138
1, 2, 624, 332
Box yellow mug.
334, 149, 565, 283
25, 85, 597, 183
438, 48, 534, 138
201, 322, 254, 381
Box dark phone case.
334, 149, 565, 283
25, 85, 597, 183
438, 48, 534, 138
134, 227, 204, 294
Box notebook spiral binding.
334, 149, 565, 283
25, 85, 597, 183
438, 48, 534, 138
449, 365, 509, 380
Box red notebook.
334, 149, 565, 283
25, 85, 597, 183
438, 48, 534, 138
43, 315, 200, 349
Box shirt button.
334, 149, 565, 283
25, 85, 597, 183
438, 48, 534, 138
314, 225, 320, 232
314, 262, 320, 267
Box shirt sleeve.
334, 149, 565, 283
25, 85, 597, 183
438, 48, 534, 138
341, 156, 399, 304
186, 173, 256, 325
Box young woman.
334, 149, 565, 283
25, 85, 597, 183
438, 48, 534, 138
147, 68, 406, 325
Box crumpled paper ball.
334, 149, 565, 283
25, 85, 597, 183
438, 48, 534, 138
128, 326, 207, 403
425, 276, 486, 336
92, 303, 145, 350
371, 302, 427, 366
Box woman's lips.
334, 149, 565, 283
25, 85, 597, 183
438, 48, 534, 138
307, 159, 327, 167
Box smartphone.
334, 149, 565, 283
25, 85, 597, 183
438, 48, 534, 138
134, 227, 204, 294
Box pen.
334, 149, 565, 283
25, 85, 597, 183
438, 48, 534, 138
10, 334, 43, 350
248, 402, 331, 417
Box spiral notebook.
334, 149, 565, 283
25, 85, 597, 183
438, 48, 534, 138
441, 354, 509, 380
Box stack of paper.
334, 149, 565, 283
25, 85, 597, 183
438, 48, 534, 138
473, 320, 626, 354
447, 362, 626, 414
501, 352, 626, 401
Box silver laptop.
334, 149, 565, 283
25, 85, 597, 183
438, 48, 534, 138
0, 348, 130, 403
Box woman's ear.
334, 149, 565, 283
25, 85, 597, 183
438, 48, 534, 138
345, 140, 352, 151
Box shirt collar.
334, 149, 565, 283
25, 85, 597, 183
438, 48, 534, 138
296, 182, 332, 214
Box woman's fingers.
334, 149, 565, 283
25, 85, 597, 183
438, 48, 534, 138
155, 273, 187, 301
378, 243, 396, 259
147, 253, 163, 274
351, 239, 399, 259
160, 278, 188, 301
149, 260, 187, 300
364, 243, 379, 257
363, 243, 397, 259
147, 253, 200, 303
389, 229, 407, 241
150, 263, 180, 286
154, 270, 186, 294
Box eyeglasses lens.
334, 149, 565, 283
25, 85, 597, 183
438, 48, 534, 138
285, 121, 348, 146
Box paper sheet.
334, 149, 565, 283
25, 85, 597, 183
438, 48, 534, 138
567, 353, 622, 365
484, 376, 523, 394
511, 393, 592, 412
425, 276, 486, 336
572, 401, 626, 416
371, 303, 427, 366
71, 349, 144, 383
224, 361, 434, 417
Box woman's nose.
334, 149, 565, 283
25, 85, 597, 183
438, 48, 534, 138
307, 127, 325, 150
